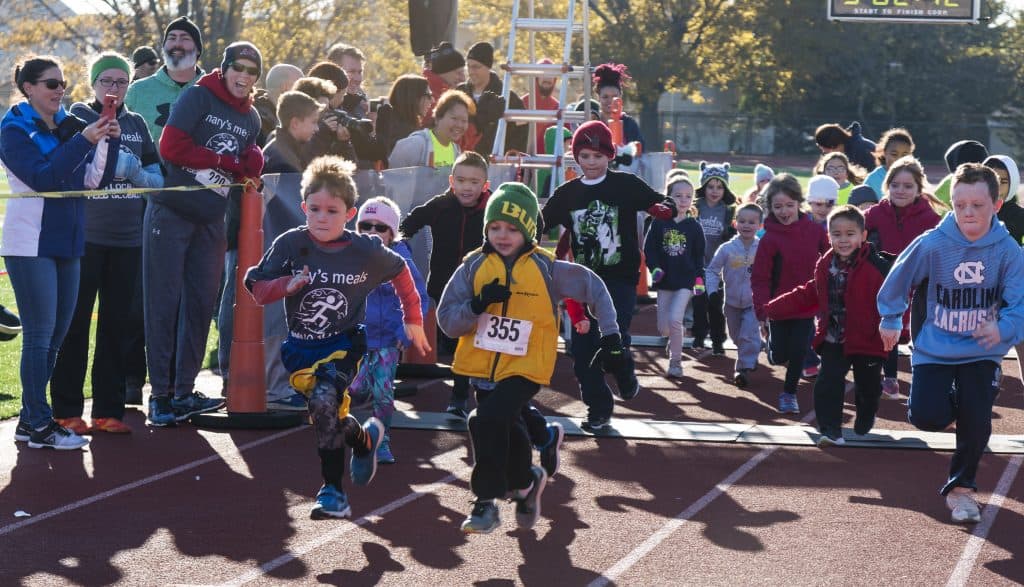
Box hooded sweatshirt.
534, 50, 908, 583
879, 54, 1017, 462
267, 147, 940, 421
877, 212, 1024, 366
124, 65, 204, 145
864, 195, 941, 256
705, 234, 758, 309
987, 155, 1024, 244
643, 215, 705, 291
456, 71, 527, 157
751, 212, 829, 321
843, 121, 877, 171
934, 140, 989, 207
155, 70, 261, 224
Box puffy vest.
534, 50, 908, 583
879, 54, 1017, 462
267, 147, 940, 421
452, 246, 561, 385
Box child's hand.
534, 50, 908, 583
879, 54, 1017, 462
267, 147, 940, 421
972, 317, 1002, 350
650, 267, 665, 284
574, 319, 591, 334
404, 323, 432, 355
693, 278, 706, 296
286, 265, 311, 294
878, 326, 901, 352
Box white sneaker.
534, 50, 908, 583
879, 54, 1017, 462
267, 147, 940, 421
28, 421, 89, 450
667, 362, 683, 378
946, 490, 982, 524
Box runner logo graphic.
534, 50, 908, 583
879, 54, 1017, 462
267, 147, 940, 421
295, 288, 349, 337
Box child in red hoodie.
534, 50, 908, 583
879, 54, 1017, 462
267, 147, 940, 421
766, 205, 892, 445
864, 155, 942, 398
752, 174, 829, 414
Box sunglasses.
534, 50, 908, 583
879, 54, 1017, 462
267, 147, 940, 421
38, 78, 67, 90
357, 222, 391, 233
228, 62, 259, 76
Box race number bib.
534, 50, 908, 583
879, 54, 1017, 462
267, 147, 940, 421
474, 313, 533, 356
195, 168, 232, 198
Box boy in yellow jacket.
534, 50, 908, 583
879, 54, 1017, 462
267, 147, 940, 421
438, 182, 621, 534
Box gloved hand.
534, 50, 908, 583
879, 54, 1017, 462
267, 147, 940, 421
693, 277, 706, 296
217, 153, 245, 179
647, 199, 677, 221
470, 278, 512, 314
475, 91, 506, 126
239, 144, 264, 179
114, 151, 141, 181
612, 152, 633, 167
650, 267, 665, 284
590, 332, 626, 371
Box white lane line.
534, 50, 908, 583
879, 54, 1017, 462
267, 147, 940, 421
588, 411, 816, 587
219, 447, 471, 586
0, 426, 305, 537
946, 455, 1023, 587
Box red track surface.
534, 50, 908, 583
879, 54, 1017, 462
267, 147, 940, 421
2, 305, 1022, 586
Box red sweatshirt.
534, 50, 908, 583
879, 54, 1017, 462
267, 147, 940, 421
751, 213, 828, 321
765, 243, 891, 358
864, 196, 941, 256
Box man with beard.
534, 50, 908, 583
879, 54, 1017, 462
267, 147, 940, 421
125, 16, 205, 146
522, 58, 559, 155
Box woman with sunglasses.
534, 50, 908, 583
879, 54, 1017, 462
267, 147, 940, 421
145, 42, 264, 426
50, 52, 165, 436
2, 55, 120, 449
348, 197, 429, 463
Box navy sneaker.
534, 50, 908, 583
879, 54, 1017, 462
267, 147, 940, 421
310, 484, 351, 519
350, 417, 383, 486
778, 392, 800, 415
377, 436, 396, 464
148, 395, 176, 427
15, 420, 32, 442
267, 391, 308, 412
581, 415, 611, 432
538, 422, 564, 479
446, 396, 469, 418
513, 465, 548, 529
171, 392, 225, 422
461, 499, 500, 534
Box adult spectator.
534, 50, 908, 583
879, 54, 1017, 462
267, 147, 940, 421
456, 41, 527, 156
327, 44, 366, 102
294, 76, 360, 163
814, 122, 878, 172
125, 16, 205, 145
318, 53, 383, 167
522, 57, 559, 154
376, 74, 432, 158
308, 61, 348, 109
594, 62, 644, 150
146, 41, 263, 426
3, 55, 118, 449
253, 63, 303, 147
131, 46, 160, 81
421, 42, 466, 127
51, 52, 164, 434
389, 89, 472, 169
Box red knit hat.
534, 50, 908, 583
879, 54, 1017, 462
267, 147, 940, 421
572, 120, 614, 160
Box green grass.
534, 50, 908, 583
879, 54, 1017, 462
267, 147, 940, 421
0, 173, 219, 421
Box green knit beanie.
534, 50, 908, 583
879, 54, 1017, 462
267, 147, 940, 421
90, 54, 131, 85
484, 182, 539, 242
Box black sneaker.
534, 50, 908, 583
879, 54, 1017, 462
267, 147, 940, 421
854, 412, 876, 436
14, 420, 32, 442
28, 420, 89, 450
171, 392, 225, 422
733, 369, 749, 388
581, 415, 611, 432
446, 396, 469, 419
538, 422, 564, 478
0, 305, 22, 341
712, 345, 726, 356
513, 465, 548, 529
615, 374, 640, 401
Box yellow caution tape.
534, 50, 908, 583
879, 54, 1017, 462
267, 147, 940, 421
0, 180, 256, 200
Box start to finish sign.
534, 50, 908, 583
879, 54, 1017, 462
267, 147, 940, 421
828, 0, 981, 22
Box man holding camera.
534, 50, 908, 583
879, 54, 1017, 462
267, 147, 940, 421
456, 42, 527, 157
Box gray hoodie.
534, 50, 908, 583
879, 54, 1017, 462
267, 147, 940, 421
705, 234, 759, 309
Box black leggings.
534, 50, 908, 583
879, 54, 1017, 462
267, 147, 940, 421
766, 318, 815, 393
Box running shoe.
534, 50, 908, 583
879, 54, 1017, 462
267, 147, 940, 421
310, 484, 351, 519
91, 417, 132, 434
28, 420, 89, 450
461, 499, 500, 534
778, 392, 800, 414
538, 422, 564, 478
171, 392, 225, 421
55, 417, 89, 435
513, 465, 548, 529
350, 417, 383, 486
946, 490, 981, 524
882, 377, 900, 399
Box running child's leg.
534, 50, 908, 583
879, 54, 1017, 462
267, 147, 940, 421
708, 290, 727, 352
851, 354, 883, 434
944, 361, 1001, 495
571, 325, 613, 423
811, 342, 849, 440
466, 376, 540, 500
735, 307, 762, 371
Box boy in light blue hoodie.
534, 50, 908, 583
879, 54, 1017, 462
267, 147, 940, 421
877, 163, 1024, 525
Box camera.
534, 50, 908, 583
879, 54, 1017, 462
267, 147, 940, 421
320, 108, 373, 138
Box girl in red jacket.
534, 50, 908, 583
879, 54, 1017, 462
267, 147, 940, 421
766, 206, 892, 445
752, 174, 829, 414
864, 156, 942, 398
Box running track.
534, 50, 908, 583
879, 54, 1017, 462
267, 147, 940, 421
2, 306, 1022, 586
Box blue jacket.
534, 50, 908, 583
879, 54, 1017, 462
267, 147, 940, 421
363, 240, 430, 350
0, 101, 118, 257
877, 212, 1024, 366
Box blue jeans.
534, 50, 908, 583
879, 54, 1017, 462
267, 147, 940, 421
571, 277, 636, 421
5, 255, 80, 428
217, 249, 238, 374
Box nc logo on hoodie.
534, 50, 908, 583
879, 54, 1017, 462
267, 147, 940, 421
953, 261, 985, 285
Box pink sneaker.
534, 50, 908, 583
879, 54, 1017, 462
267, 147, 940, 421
882, 377, 900, 399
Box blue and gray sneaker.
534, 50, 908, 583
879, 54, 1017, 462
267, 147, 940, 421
171, 392, 225, 422
310, 484, 351, 519
350, 417, 384, 486
538, 422, 564, 479
14, 420, 32, 442
513, 465, 548, 529
148, 395, 177, 427
377, 436, 396, 465
461, 499, 500, 534
778, 392, 800, 415
266, 391, 308, 412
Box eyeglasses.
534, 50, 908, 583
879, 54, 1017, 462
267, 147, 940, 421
98, 78, 129, 89
144, 59, 159, 67
38, 78, 67, 90
357, 222, 391, 233
823, 166, 847, 174
228, 62, 260, 76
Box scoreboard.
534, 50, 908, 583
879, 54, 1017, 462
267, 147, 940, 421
828, 0, 980, 23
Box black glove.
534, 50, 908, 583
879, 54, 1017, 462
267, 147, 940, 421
612, 152, 633, 168
470, 278, 512, 314
590, 333, 626, 371
475, 91, 506, 126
